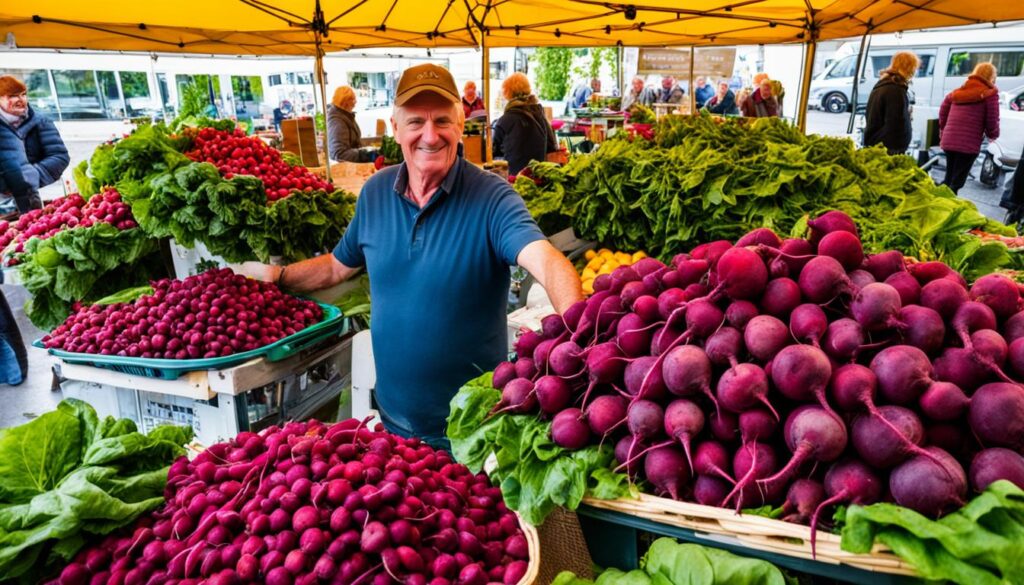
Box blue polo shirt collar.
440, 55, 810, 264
392, 158, 465, 212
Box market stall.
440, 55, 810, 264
4, 4, 1024, 585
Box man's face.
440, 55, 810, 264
464, 83, 477, 101
631, 79, 644, 93
696, 77, 706, 88
718, 82, 729, 96
392, 92, 463, 182
591, 79, 601, 92
0, 92, 29, 117
662, 77, 673, 90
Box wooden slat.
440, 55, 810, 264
581, 495, 918, 576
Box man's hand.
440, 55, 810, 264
516, 240, 584, 314
235, 261, 280, 283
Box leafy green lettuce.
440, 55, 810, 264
552, 537, 795, 585
17, 224, 164, 330
446, 375, 633, 525
841, 480, 1024, 585
0, 399, 193, 580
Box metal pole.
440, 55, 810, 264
688, 47, 695, 115
847, 31, 872, 134
314, 41, 332, 180
481, 35, 491, 162
617, 45, 624, 97
796, 39, 818, 132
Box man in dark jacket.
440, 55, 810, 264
704, 81, 739, 116
493, 73, 558, 175
0, 75, 68, 213
863, 52, 919, 156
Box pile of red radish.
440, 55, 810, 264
185, 128, 333, 202
53, 419, 532, 585
42, 268, 322, 359
0, 189, 137, 260
495, 210, 1024, 551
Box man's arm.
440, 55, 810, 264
269, 253, 360, 293
516, 240, 584, 314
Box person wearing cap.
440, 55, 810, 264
0, 75, 67, 214
237, 63, 583, 448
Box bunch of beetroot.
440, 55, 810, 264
494, 210, 1024, 551
54, 419, 531, 585
0, 189, 137, 261
185, 128, 333, 202
42, 268, 322, 359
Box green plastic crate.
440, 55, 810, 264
36, 302, 345, 380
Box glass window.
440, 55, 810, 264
285, 73, 296, 84
157, 73, 172, 117
870, 54, 933, 78
826, 56, 855, 79
295, 72, 313, 85
119, 71, 153, 117
231, 75, 264, 118
947, 51, 1024, 77
489, 61, 508, 80
96, 70, 124, 118
53, 70, 108, 119
0, 68, 58, 118
268, 74, 282, 86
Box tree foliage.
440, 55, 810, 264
531, 47, 574, 101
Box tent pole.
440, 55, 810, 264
796, 39, 817, 132
481, 34, 491, 162
315, 40, 332, 180
847, 31, 871, 134
617, 45, 624, 95
689, 47, 695, 115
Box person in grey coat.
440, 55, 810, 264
0, 75, 67, 214
327, 85, 371, 163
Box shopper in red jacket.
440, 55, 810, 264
938, 63, 1001, 194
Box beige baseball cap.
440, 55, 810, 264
395, 63, 460, 106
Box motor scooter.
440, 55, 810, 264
980, 140, 1019, 189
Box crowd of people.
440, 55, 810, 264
619, 73, 780, 118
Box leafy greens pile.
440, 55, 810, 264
841, 480, 1024, 585
0, 399, 193, 581
16, 223, 163, 330
446, 374, 633, 525
552, 537, 795, 585
515, 114, 1018, 280
19, 119, 357, 330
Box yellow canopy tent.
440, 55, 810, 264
3, 1, 1023, 132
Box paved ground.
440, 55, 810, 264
2, 110, 1011, 430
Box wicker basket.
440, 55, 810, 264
582, 494, 918, 577
518, 514, 543, 585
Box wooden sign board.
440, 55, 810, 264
638, 48, 737, 80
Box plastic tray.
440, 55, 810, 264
36, 302, 345, 380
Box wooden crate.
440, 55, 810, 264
582, 494, 919, 577
464, 135, 486, 164
281, 118, 319, 166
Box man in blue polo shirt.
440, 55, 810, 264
249, 64, 583, 447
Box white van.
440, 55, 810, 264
809, 27, 1024, 113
